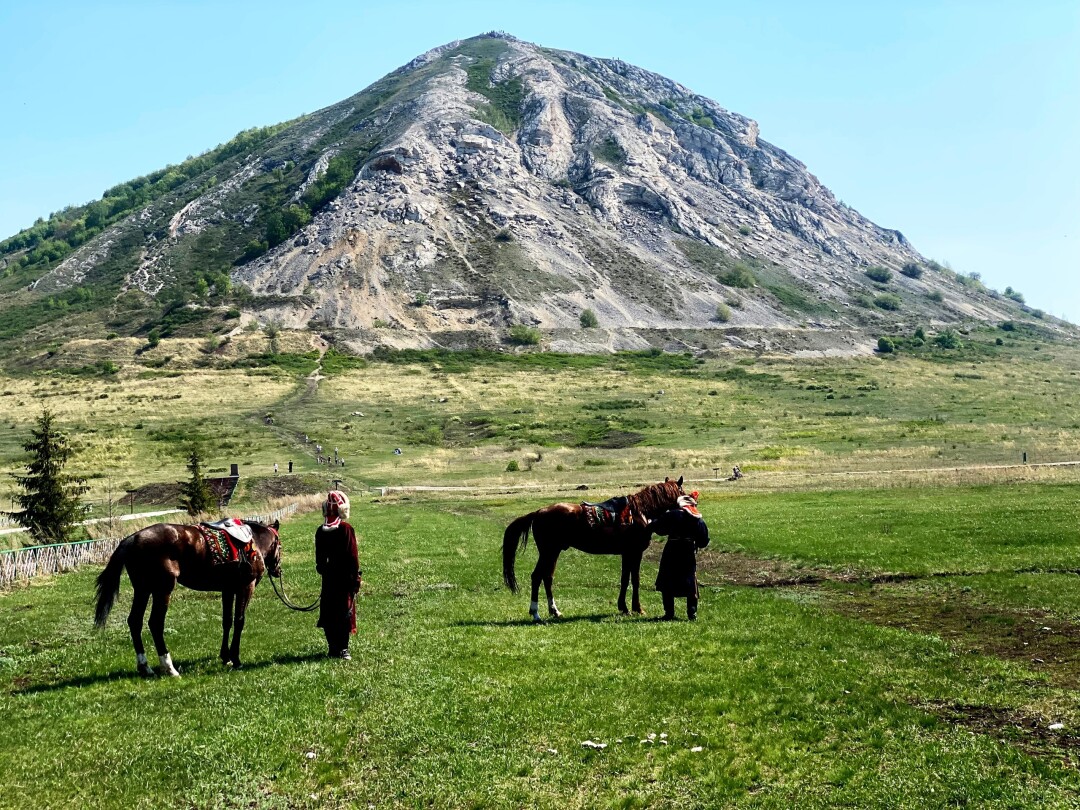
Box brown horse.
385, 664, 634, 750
94, 520, 282, 676
502, 477, 686, 622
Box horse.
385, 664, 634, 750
502, 477, 686, 622
93, 520, 282, 677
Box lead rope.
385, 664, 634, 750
268, 569, 321, 612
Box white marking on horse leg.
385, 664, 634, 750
548, 599, 561, 618
137, 653, 148, 667
159, 652, 180, 677
530, 601, 542, 622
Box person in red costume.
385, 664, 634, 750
315, 490, 361, 659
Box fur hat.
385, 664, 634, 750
323, 490, 351, 526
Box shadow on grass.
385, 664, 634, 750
10, 650, 328, 695
454, 613, 636, 627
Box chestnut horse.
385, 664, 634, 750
94, 520, 282, 676
502, 477, 685, 621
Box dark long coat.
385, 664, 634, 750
651, 507, 710, 598
315, 521, 361, 634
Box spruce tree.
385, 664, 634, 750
180, 447, 213, 516
7, 409, 88, 544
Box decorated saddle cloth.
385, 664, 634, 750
581, 495, 638, 529
199, 519, 254, 567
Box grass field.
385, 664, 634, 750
3, 484, 1080, 808
4, 326, 1080, 806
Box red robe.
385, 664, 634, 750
315, 521, 361, 634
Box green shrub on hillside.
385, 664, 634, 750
877, 337, 895, 353
874, 294, 902, 311
900, 262, 923, 279
508, 325, 541, 345
579, 309, 599, 328
715, 303, 731, 322
865, 266, 892, 283
592, 137, 627, 167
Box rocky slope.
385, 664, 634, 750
1, 32, 1047, 354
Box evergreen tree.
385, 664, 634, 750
180, 447, 214, 516
7, 409, 88, 544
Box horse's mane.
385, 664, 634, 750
626, 480, 682, 517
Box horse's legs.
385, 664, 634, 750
618, 555, 631, 614
629, 552, 645, 615
529, 549, 545, 623
228, 582, 255, 668
127, 588, 153, 677
148, 582, 180, 677
220, 591, 235, 665
543, 551, 562, 618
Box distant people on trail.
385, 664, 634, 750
393, 448, 402, 456
273, 462, 278, 475
315, 491, 361, 660
288, 460, 293, 474
651, 492, 710, 620
728, 465, 742, 481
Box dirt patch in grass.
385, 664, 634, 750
688, 549, 916, 588
925, 701, 1080, 764
830, 588, 1080, 689
128, 482, 182, 506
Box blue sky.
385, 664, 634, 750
1, 1, 1077, 318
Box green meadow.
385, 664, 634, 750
3, 326, 1080, 806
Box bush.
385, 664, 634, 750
865, 266, 892, 283
925, 290, 944, 303
995, 337, 1004, 345
900, 262, 923, 279
508, 325, 541, 345
1004, 286, 1025, 303
934, 329, 960, 349
999, 321, 1015, 332
877, 336, 895, 353
913, 326, 926, 341
714, 302, 731, 323
873, 294, 902, 311
852, 294, 873, 308
494, 228, 513, 242
505, 460, 520, 472
719, 264, 756, 288
579, 308, 599, 328
738, 225, 753, 236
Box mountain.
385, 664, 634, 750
0, 32, 1057, 355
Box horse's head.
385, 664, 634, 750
663, 475, 687, 503
630, 476, 687, 518
249, 520, 282, 578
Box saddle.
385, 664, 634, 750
581, 496, 639, 530
199, 522, 256, 569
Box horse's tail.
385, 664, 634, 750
94, 536, 134, 628
502, 512, 536, 594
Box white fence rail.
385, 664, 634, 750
0, 503, 298, 589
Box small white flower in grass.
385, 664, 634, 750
305, 751, 316, 760
1049, 723, 1065, 731
660, 740, 669, 745
648, 733, 657, 740
691, 746, 704, 753
546, 748, 558, 755
581, 740, 607, 750
616, 739, 623, 744
660, 733, 668, 739
641, 739, 654, 745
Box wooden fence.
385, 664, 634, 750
0, 504, 298, 589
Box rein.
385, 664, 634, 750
260, 525, 321, 612
268, 569, 321, 612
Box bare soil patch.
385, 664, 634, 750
926, 701, 1080, 764
830, 588, 1080, 690
686, 548, 915, 588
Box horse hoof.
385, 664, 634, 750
618, 608, 630, 616
162, 668, 181, 678
531, 614, 544, 624
231, 661, 243, 670
137, 665, 156, 678
549, 609, 562, 619
634, 608, 647, 616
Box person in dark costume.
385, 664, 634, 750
315, 491, 361, 659
651, 492, 709, 620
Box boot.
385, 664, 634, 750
662, 593, 676, 620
